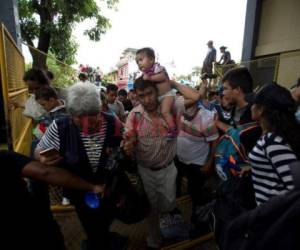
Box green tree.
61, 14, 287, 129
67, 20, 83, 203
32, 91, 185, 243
19, 0, 118, 68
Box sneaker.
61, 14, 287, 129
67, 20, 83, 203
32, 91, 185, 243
61, 197, 70, 206
160, 209, 189, 244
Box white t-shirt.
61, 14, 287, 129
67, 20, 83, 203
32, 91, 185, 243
177, 108, 218, 166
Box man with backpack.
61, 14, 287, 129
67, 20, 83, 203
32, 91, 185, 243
221, 83, 300, 250
216, 67, 261, 152
213, 67, 262, 247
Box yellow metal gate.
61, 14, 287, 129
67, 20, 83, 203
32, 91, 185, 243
0, 23, 31, 155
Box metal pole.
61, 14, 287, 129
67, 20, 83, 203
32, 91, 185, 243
0, 0, 22, 49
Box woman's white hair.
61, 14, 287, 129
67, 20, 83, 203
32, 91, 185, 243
67, 82, 101, 115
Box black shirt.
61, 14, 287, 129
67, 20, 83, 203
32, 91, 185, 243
1, 150, 32, 200
231, 104, 262, 153
1, 151, 65, 250
214, 104, 234, 126
122, 99, 133, 112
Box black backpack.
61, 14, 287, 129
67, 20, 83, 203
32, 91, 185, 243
222, 161, 300, 250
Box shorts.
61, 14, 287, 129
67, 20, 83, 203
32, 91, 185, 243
158, 89, 176, 102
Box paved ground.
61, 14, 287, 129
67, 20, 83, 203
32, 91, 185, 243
53, 174, 218, 250
54, 195, 217, 250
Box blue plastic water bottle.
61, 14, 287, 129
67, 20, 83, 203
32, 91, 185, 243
84, 192, 101, 209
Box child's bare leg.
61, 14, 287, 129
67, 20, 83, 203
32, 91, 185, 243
160, 95, 176, 131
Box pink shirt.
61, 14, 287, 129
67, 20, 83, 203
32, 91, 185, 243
144, 63, 169, 79
125, 97, 184, 169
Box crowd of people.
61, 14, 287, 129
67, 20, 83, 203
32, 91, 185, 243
79, 64, 103, 85
3, 46, 300, 250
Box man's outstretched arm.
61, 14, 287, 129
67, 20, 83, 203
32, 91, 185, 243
22, 160, 104, 193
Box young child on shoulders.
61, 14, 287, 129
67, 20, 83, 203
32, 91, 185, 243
135, 47, 176, 138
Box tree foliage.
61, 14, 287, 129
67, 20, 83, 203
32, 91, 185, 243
25, 53, 77, 88
19, 0, 118, 68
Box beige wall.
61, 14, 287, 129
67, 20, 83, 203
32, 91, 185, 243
255, 0, 300, 56
277, 51, 300, 87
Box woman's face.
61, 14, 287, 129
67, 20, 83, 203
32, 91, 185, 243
251, 104, 263, 121
72, 114, 100, 133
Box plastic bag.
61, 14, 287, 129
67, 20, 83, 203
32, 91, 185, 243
23, 95, 47, 121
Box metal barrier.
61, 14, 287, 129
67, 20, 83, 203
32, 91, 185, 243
0, 23, 32, 155
214, 55, 280, 88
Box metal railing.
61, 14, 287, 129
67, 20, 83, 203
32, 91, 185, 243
0, 23, 32, 155
214, 55, 280, 88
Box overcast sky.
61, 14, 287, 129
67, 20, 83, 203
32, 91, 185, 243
23, 0, 247, 75
73, 0, 247, 75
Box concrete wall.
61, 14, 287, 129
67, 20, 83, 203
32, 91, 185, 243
255, 0, 300, 56
277, 51, 300, 87
253, 0, 300, 86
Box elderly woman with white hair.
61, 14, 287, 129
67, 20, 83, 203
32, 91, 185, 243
35, 82, 124, 250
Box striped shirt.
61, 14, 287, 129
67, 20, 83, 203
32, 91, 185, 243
249, 133, 296, 205
37, 119, 107, 173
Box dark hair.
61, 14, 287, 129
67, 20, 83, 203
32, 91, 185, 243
208, 91, 218, 99
23, 68, 50, 86
222, 67, 253, 94
35, 86, 58, 101
134, 76, 157, 92
136, 47, 155, 60
78, 72, 88, 80
118, 89, 128, 97
100, 91, 107, 104
46, 70, 54, 80
106, 84, 118, 93
256, 83, 300, 158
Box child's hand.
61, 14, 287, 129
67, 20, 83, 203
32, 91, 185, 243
143, 74, 150, 80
